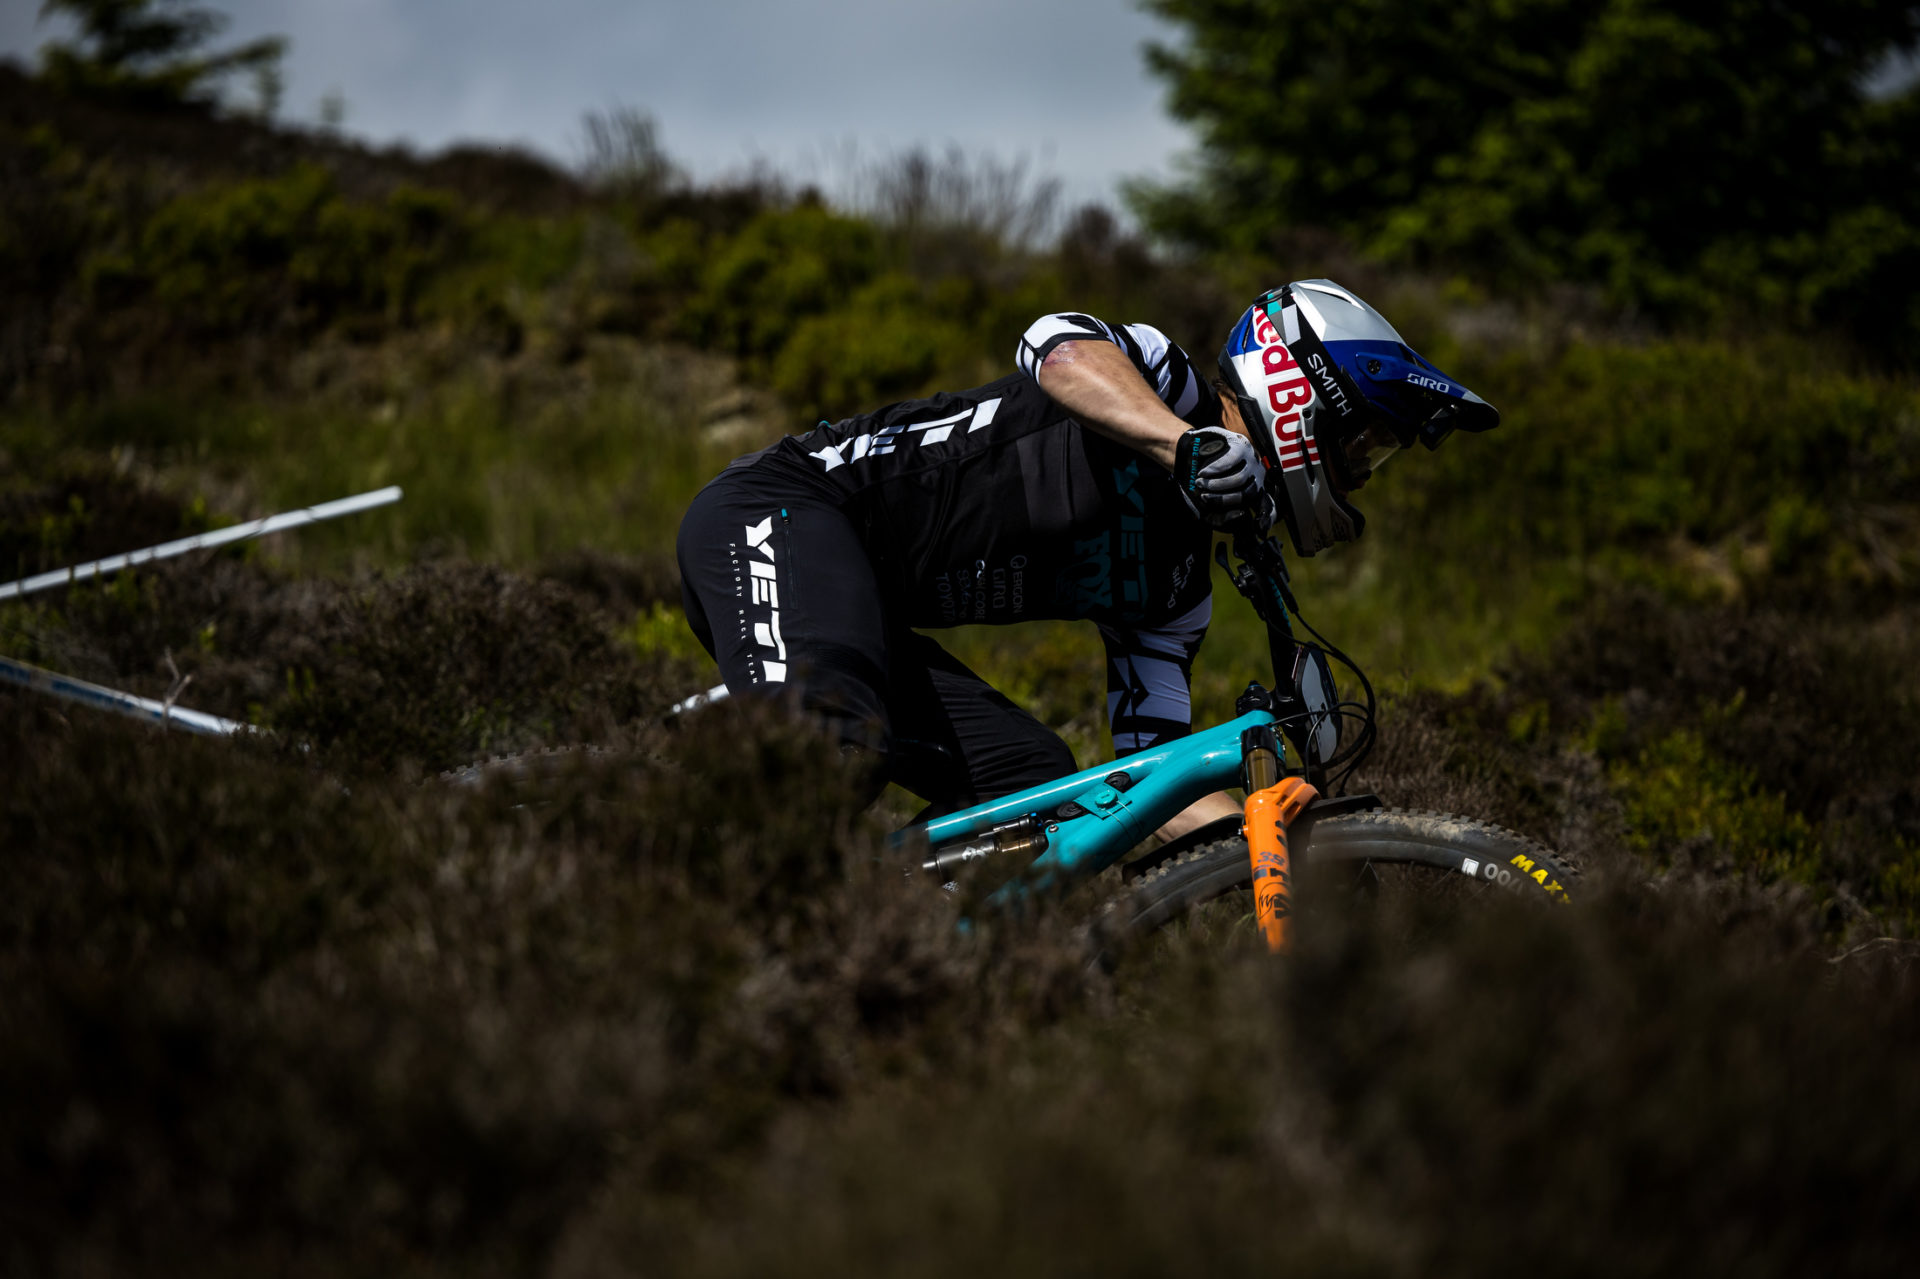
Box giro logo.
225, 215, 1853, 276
810, 398, 1002, 472
744, 516, 786, 683
1408, 373, 1451, 395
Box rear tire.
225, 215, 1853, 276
1102, 808, 1577, 945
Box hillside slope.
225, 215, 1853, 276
4, 65, 1920, 1276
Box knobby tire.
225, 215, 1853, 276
439, 757, 1580, 957
1105, 808, 1577, 945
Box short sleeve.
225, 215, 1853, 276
1016, 313, 1217, 426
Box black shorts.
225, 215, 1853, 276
676, 462, 1075, 811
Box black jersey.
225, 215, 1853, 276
723, 313, 1223, 753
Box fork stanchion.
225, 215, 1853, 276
1244, 776, 1318, 953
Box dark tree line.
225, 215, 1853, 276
36, 0, 284, 114
1138, 0, 1920, 354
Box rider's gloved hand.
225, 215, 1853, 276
1173, 426, 1263, 525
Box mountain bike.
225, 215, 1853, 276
449, 524, 1578, 949
888, 522, 1576, 952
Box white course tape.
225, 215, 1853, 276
0, 654, 249, 737
0, 485, 402, 601
669, 683, 731, 717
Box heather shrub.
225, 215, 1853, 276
6, 47, 1920, 1279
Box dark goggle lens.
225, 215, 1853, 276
1341, 420, 1402, 480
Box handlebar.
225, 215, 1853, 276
1214, 516, 1378, 793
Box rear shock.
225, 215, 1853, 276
922, 814, 1049, 888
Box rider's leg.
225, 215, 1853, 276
677, 471, 897, 797
677, 470, 1075, 813
884, 631, 1077, 818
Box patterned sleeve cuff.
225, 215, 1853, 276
1015, 312, 1123, 381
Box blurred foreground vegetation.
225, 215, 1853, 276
5, 18, 1920, 1274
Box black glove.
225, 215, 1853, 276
1173, 426, 1263, 525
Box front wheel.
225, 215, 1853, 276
1102, 808, 1577, 945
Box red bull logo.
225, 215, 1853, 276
1250, 309, 1313, 473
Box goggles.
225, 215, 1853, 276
1331, 417, 1403, 492
1331, 397, 1469, 491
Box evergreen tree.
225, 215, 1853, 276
38, 0, 285, 115
1136, 0, 1920, 348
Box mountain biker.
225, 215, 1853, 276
676, 279, 1498, 838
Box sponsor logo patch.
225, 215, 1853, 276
809, 398, 1002, 472
1247, 309, 1315, 474
1508, 852, 1570, 900
744, 516, 786, 683
1305, 351, 1352, 418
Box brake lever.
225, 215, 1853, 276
1219, 525, 1301, 620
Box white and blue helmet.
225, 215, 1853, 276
1218, 279, 1499, 555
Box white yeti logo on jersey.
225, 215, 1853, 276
809, 398, 1002, 472
744, 516, 786, 683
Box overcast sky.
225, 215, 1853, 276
2, 0, 1196, 211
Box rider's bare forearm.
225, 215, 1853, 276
1154, 790, 1243, 844
1035, 339, 1187, 472
1037, 343, 1247, 845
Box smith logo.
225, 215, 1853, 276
1305, 352, 1353, 417
744, 516, 786, 683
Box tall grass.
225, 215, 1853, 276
3, 336, 771, 574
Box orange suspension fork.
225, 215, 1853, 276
1244, 776, 1319, 953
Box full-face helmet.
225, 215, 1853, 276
1218, 280, 1499, 556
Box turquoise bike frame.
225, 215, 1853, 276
897, 707, 1280, 892
890, 524, 1329, 896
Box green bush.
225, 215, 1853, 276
677, 203, 882, 361
81, 163, 467, 335
1610, 726, 1823, 882
1273, 332, 1920, 688
771, 272, 973, 418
